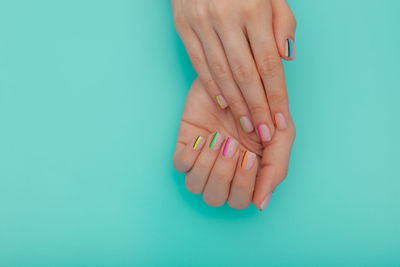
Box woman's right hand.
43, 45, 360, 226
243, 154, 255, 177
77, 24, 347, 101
171, 0, 296, 145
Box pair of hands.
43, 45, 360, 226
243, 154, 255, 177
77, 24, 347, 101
172, 0, 296, 210
172, 0, 296, 142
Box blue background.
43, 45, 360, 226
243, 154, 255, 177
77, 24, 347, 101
0, 0, 399, 266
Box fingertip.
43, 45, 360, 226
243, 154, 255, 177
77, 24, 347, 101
173, 135, 206, 173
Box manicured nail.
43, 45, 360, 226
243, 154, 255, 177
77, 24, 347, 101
274, 113, 287, 129
209, 132, 223, 151
193, 136, 205, 151
216, 95, 228, 109
239, 116, 254, 133
222, 137, 238, 158
257, 124, 271, 142
259, 192, 272, 211
286, 38, 295, 60
241, 151, 256, 170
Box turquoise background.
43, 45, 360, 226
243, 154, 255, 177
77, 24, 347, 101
0, 0, 399, 266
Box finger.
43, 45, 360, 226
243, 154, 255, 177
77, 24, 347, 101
271, 0, 297, 61
175, 25, 228, 109
202, 137, 239, 207
246, 11, 290, 132
252, 116, 296, 211
189, 23, 255, 134
215, 26, 275, 144
185, 132, 225, 194
227, 150, 258, 210
172, 135, 207, 173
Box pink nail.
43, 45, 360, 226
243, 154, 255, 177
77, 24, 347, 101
222, 137, 238, 158
259, 192, 272, 211
240, 116, 254, 133
274, 113, 287, 129
286, 38, 295, 60
241, 151, 256, 170
257, 124, 271, 142
216, 95, 228, 109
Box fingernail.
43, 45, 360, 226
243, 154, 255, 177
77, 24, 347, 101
222, 137, 238, 158
193, 136, 205, 151
257, 124, 271, 142
239, 116, 254, 133
209, 132, 224, 151
275, 113, 287, 129
241, 151, 256, 170
259, 192, 272, 211
286, 38, 295, 60
216, 95, 228, 109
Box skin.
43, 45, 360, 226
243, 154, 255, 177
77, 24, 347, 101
173, 79, 296, 210
171, 0, 296, 145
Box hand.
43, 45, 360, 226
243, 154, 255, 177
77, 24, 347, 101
171, 0, 296, 145
173, 79, 295, 210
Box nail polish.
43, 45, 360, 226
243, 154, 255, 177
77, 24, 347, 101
222, 137, 238, 158
216, 95, 228, 109
240, 116, 254, 133
274, 113, 287, 129
257, 124, 271, 142
193, 136, 205, 151
241, 151, 256, 170
210, 132, 223, 151
259, 192, 272, 211
286, 38, 295, 60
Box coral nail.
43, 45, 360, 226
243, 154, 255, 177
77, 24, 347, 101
241, 151, 256, 170
275, 113, 287, 129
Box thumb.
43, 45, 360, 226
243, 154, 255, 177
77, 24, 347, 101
253, 115, 296, 211
272, 0, 297, 61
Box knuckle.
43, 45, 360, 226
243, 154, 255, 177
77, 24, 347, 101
258, 54, 281, 79
172, 154, 189, 173
203, 78, 218, 91
191, 4, 208, 24
232, 63, 256, 84
226, 97, 246, 113
190, 55, 204, 70
242, 0, 262, 16
173, 14, 184, 28
185, 175, 202, 195
292, 16, 297, 29
269, 91, 289, 107
210, 62, 229, 79
236, 179, 255, 195
209, 1, 229, 20
249, 104, 269, 117
203, 194, 225, 207
227, 198, 251, 210
211, 168, 232, 185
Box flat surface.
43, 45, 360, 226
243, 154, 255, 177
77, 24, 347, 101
0, 0, 399, 266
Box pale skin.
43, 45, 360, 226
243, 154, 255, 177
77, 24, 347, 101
172, 0, 296, 145
173, 79, 295, 210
